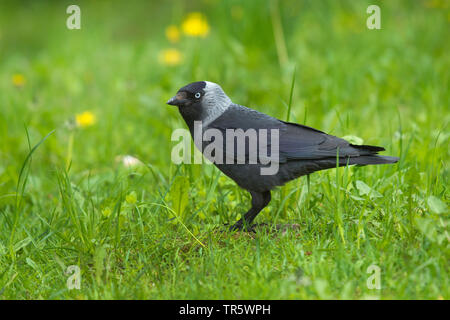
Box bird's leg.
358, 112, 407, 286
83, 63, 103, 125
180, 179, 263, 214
230, 191, 271, 231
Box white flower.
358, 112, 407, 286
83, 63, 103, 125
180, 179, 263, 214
116, 155, 143, 168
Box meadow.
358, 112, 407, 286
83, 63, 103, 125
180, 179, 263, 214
0, 0, 448, 299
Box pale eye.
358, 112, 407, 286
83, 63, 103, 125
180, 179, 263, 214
195, 92, 201, 99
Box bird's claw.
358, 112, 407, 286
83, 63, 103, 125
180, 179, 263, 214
228, 222, 256, 232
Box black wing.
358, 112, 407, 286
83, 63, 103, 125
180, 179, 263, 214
207, 104, 385, 163
279, 121, 385, 160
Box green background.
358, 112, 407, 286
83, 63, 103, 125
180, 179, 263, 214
0, 0, 448, 299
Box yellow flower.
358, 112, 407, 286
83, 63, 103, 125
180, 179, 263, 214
12, 74, 26, 87
182, 12, 210, 37
126, 191, 137, 205
165, 25, 180, 43
102, 207, 112, 218
75, 111, 96, 128
159, 49, 182, 66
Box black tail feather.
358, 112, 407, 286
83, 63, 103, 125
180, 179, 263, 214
351, 155, 399, 165
350, 144, 385, 153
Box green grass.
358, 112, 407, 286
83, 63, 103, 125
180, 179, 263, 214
0, 0, 448, 299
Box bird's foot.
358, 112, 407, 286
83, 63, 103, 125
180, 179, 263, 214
223, 222, 301, 234
228, 221, 256, 233
225, 222, 301, 233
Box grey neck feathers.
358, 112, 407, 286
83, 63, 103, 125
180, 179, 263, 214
201, 81, 232, 126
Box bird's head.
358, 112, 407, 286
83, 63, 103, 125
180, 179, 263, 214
167, 81, 232, 124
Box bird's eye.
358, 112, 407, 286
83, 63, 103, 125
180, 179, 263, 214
195, 92, 201, 99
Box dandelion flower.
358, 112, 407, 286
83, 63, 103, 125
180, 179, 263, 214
102, 207, 112, 218
12, 74, 26, 87
182, 12, 210, 37
75, 111, 96, 128
165, 25, 180, 43
159, 49, 182, 66
126, 191, 137, 205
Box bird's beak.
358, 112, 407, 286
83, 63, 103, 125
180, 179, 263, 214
166, 92, 187, 106
166, 96, 178, 106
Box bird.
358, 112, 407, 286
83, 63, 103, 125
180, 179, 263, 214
167, 81, 399, 231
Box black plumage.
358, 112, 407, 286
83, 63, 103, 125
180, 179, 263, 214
167, 81, 399, 231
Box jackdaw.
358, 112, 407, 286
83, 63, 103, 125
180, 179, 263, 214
167, 81, 398, 231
